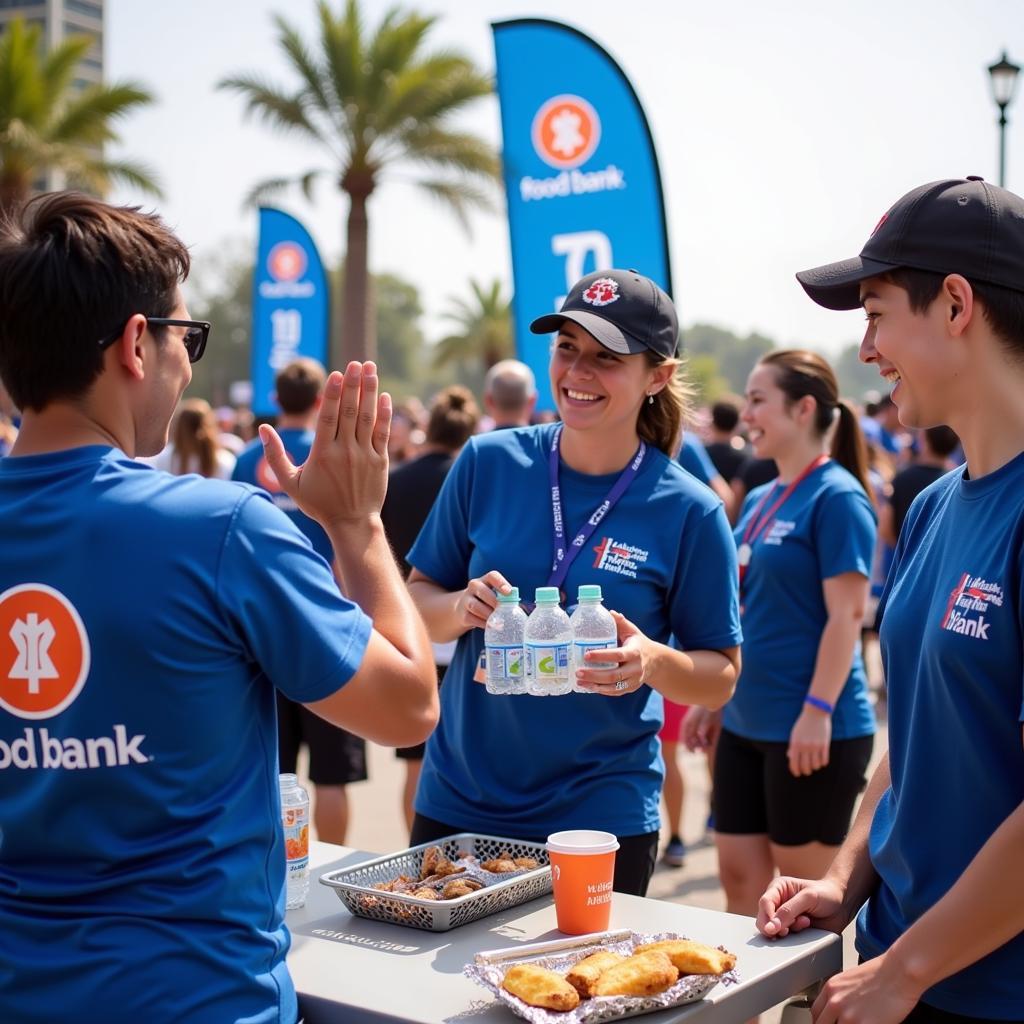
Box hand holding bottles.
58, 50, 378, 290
455, 570, 513, 632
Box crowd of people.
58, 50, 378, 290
1, 177, 1022, 1024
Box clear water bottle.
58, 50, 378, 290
485, 587, 527, 695
279, 773, 310, 909
570, 584, 618, 692
525, 587, 573, 696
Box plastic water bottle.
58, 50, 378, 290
570, 584, 618, 693
485, 587, 527, 695
525, 587, 573, 696
279, 773, 310, 909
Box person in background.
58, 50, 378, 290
677, 429, 734, 512
388, 398, 426, 467
0, 192, 437, 1024
232, 357, 369, 846
659, 701, 690, 867
686, 349, 876, 932
214, 405, 246, 455
879, 425, 958, 546
758, 177, 1024, 1023
149, 397, 236, 479
380, 385, 481, 833
482, 358, 537, 430
405, 269, 741, 897
704, 398, 749, 483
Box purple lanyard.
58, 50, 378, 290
547, 425, 646, 590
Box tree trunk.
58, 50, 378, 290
341, 189, 375, 366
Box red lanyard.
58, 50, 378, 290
737, 454, 829, 588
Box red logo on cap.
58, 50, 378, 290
532, 95, 601, 170
267, 242, 307, 283
582, 278, 620, 307
871, 212, 889, 236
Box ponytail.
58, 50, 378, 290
831, 399, 874, 505
637, 355, 694, 457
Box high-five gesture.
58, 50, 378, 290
259, 361, 391, 529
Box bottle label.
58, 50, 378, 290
282, 804, 309, 877
526, 642, 571, 680
574, 640, 617, 668
486, 644, 524, 679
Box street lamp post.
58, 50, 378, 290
988, 51, 1020, 188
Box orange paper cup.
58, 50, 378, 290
546, 830, 619, 935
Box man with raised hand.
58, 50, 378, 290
756, 177, 1024, 1024
0, 192, 437, 1024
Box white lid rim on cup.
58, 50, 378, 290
546, 829, 620, 855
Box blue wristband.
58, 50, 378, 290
804, 695, 834, 715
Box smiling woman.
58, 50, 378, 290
404, 269, 742, 897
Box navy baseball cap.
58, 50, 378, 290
530, 269, 679, 359
797, 177, 1024, 310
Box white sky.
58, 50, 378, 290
106, 0, 1024, 354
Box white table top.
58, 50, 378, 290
286, 841, 841, 1024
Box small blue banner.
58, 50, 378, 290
492, 19, 672, 408
251, 208, 329, 415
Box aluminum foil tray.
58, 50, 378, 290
319, 833, 552, 932
465, 929, 738, 1023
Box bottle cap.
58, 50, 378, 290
577, 584, 603, 601
535, 586, 561, 604
497, 587, 520, 603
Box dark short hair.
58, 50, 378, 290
710, 399, 740, 432
0, 192, 190, 411
881, 267, 1024, 359
425, 386, 479, 451
923, 425, 959, 459
275, 357, 325, 414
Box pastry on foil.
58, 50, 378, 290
633, 939, 736, 975
591, 950, 679, 997
501, 963, 580, 1011
565, 950, 627, 997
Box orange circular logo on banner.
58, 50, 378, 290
256, 455, 282, 493
267, 241, 307, 283
532, 95, 601, 170
0, 584, 90, 720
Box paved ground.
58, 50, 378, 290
308, 694, 888, 1023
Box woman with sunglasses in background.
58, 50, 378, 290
404, 270, 741, 896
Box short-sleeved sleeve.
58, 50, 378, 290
814, 489, 876, 581
216, 492, 372, 703
407, 439, 477, 591
668, 504, 742, 651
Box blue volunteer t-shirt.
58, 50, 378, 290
408, 424, 742, 839
677, 431, 717, 485
0, 447, 371, 1024
233, 428, 333, 562
724, 460, 876, 741
858, 453, 1024, 1018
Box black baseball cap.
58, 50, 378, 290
530, 269, 679, 359
797, 177, 1024, 310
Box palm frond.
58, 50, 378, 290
40, 35, 93, 112
416, 177, 495, 234
49, 82, 154, 147
274, 14, 334, 118
217, 72, 320, 143
401, 126, 501, 180
81, 157, 162, 198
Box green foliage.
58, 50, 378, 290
0, 17, 159, 210
833, 343, 884, 404
685, 354, 731, 405
433, 278, 512, 371
681, 323, 774, 394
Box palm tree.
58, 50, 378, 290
433, 278, 512, 371
220, 0, 500, 366
0, 18, 159, 216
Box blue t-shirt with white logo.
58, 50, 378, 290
0, 447, 371, 1024
233, 428, 333, 563
724, 460, 876, 742
858, 453, 1024, 1018
408, 424, 742, 838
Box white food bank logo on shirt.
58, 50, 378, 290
940, 572, 1003, 640
592, 537, 649, 579
0, 583, 149, 771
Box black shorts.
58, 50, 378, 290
277, 693, 367, 787
395, 664, 447, 761
713, 727, 873, 846
408, 813, 659, 897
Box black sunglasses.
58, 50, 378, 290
98, 317, 211, 363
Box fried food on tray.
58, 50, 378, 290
501, 964, 580, 1012
410, 887, 439, 900
513, 856, 540, 869
565, 950, 627, 997
441, 878, 483, 899
591, 950, 679, 998
633, 939, 736, 975
481, 851, 520, 872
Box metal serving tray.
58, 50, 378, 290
319, 833, 552, 932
